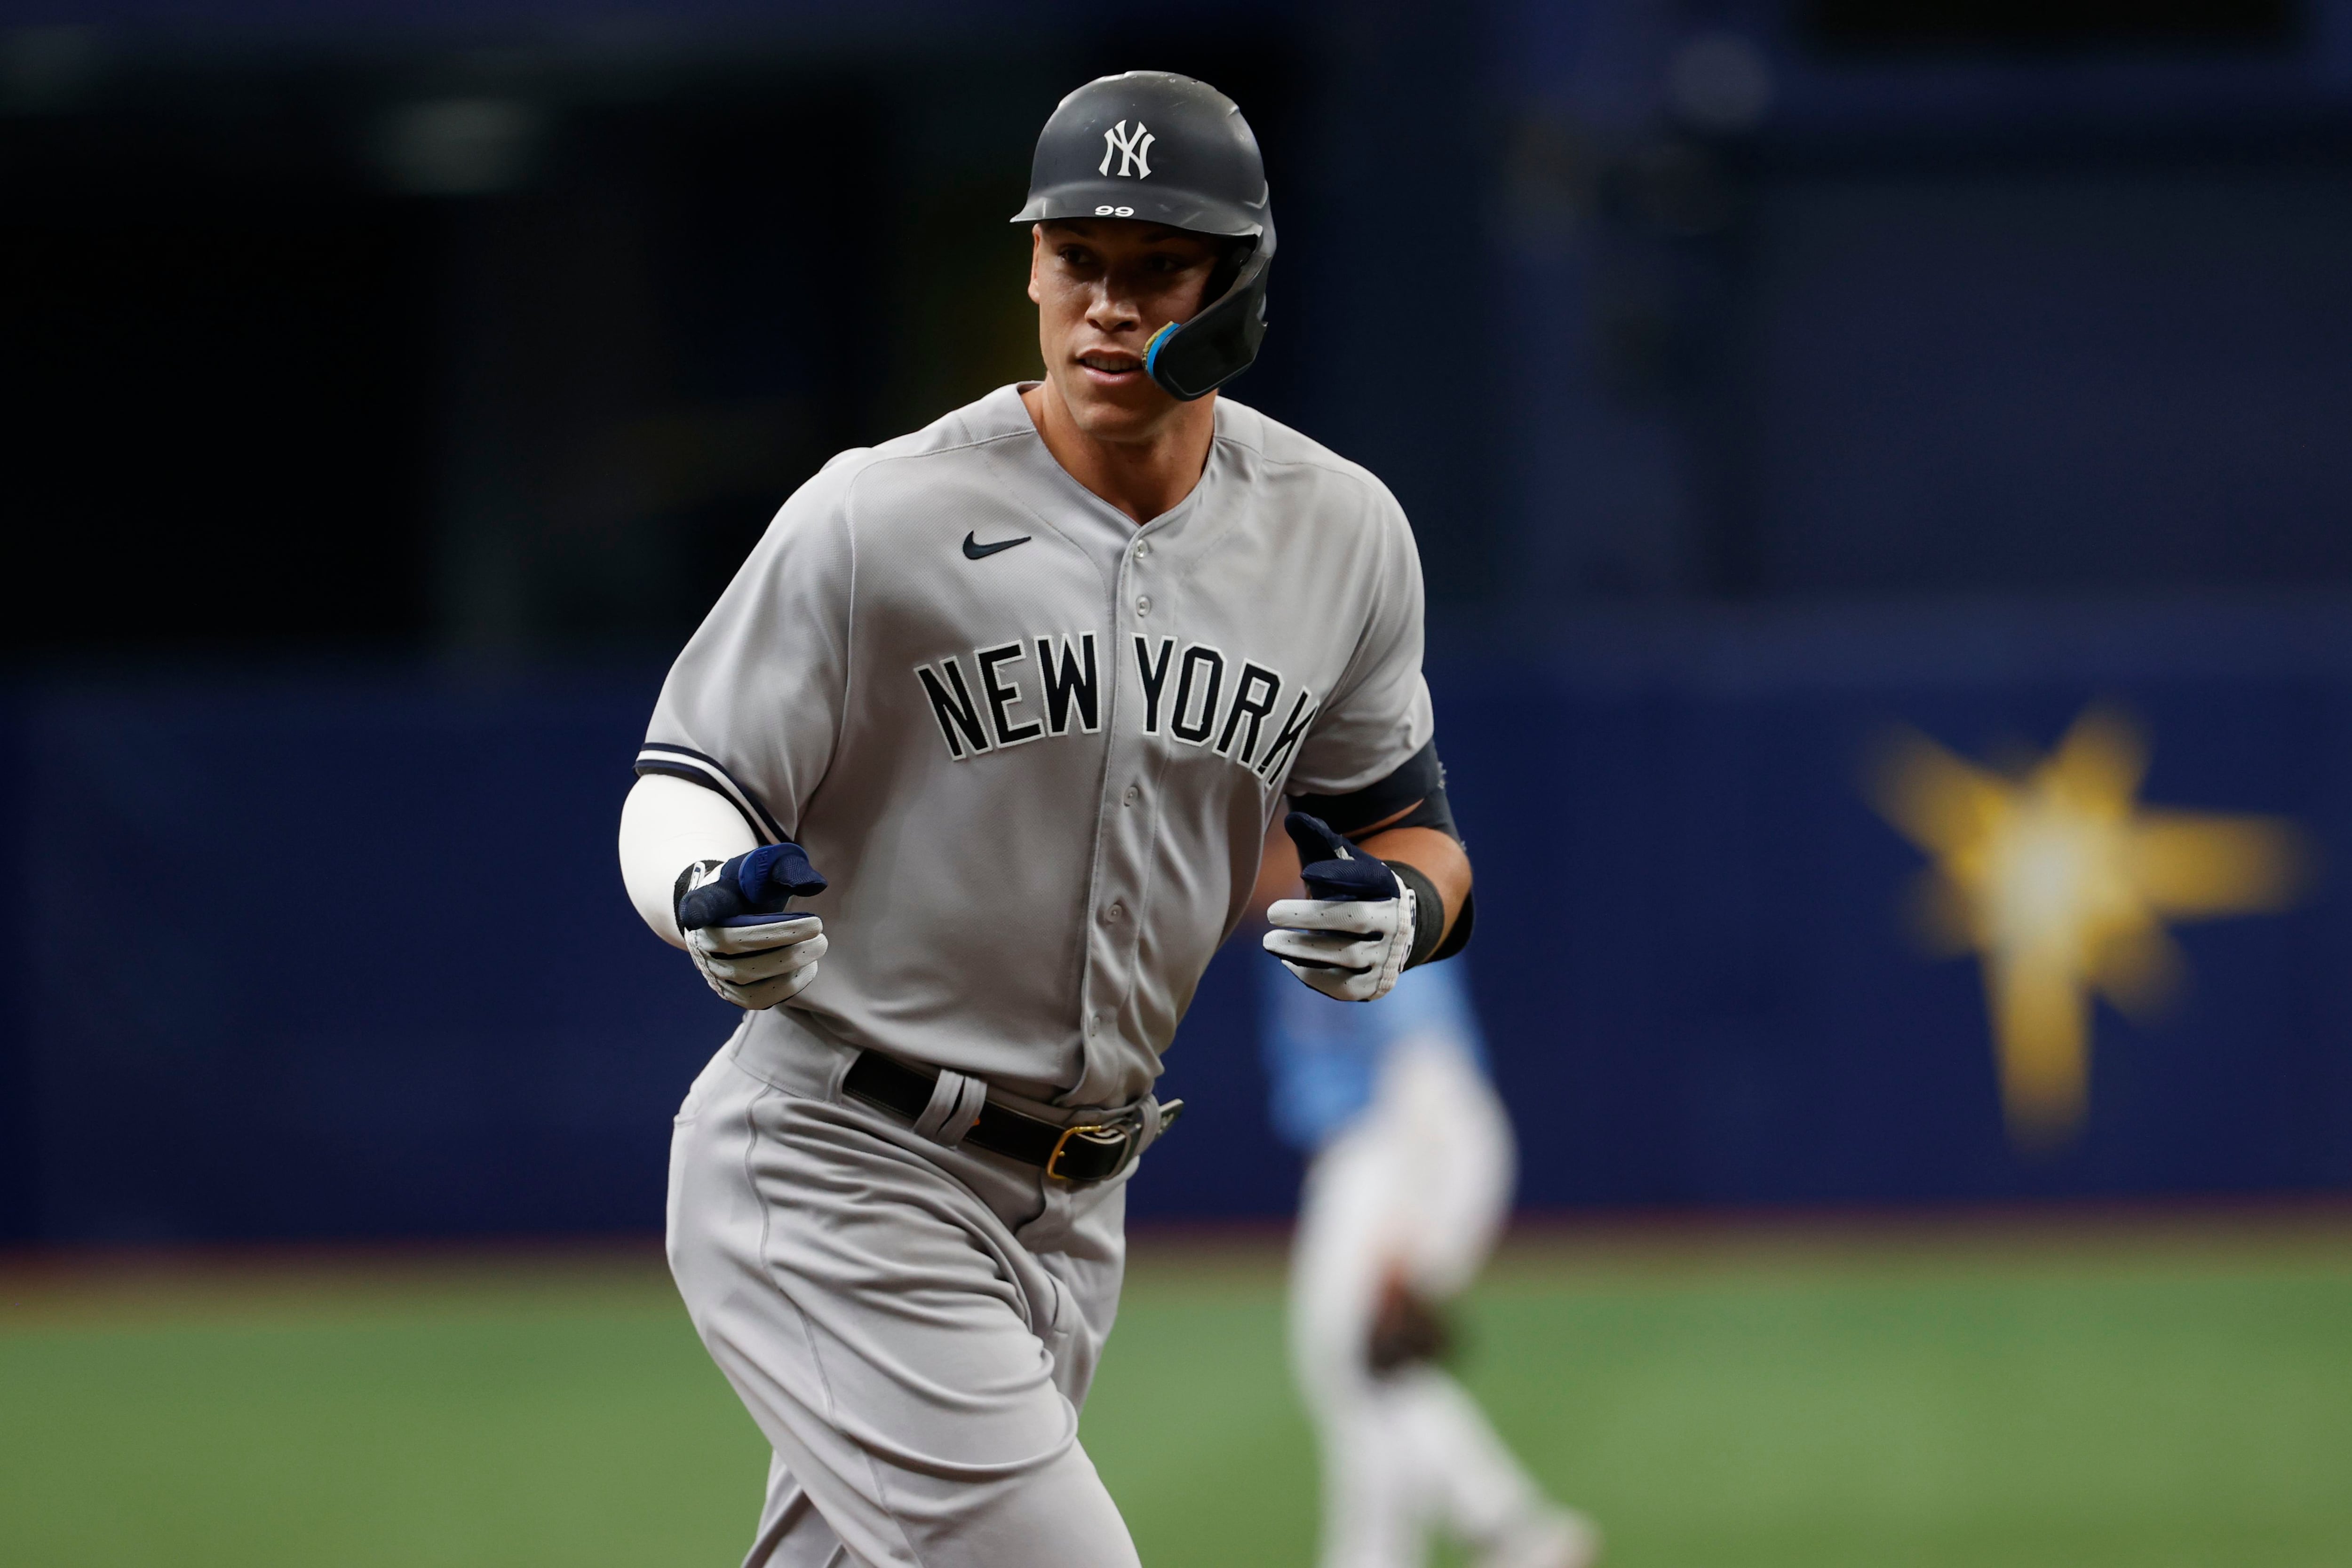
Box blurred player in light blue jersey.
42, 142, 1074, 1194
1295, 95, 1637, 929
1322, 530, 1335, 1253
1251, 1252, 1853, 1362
1264, 958, 1600, 1568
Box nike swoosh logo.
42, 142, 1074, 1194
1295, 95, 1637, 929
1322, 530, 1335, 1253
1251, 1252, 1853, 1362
962, 531, 1032, 560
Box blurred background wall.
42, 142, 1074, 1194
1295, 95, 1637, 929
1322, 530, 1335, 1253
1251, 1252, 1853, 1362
7, 0, 2352, 1243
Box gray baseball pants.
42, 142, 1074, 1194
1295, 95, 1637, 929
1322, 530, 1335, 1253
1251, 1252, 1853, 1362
665, 1013, 1152, 1568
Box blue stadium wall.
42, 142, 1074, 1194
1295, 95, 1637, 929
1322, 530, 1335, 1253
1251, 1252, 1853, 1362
3, 602, 2349, 1244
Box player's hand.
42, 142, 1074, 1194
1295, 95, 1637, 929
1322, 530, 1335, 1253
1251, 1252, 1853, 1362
675, 843, 829, 1009
1261, 811, 1415, 1003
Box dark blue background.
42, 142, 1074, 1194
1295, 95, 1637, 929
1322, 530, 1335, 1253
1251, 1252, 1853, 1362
5, 599, 2347, 1243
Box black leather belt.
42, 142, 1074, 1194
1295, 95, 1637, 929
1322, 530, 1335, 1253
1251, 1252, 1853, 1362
843, 1050, 1176, 1184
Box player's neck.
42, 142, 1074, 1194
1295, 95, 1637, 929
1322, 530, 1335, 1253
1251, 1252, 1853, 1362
1023, 381, 1216, 527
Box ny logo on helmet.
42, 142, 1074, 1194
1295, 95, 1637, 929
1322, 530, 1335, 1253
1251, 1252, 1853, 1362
1099, 119, 1154, 179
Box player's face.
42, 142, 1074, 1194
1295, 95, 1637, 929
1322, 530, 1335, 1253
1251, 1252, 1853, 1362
1029, 220, 1225, 440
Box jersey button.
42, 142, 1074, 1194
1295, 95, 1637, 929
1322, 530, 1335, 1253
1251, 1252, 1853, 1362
1122, 784, 1140, 806
1135, 594, 1152, 616
1103, 901, 1125, 924
1133, 540, 1151, 560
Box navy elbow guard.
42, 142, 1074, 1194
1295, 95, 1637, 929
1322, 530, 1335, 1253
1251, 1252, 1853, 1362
1289, 740, 1461, 843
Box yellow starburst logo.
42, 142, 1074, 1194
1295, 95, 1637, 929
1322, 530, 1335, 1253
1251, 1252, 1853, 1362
1867, 705, 2308, 1147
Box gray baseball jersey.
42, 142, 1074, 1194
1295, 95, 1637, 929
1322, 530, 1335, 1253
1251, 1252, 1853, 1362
638, 383, 1433, 1108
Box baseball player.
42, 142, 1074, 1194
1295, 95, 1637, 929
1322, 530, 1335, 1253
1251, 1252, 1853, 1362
1257, 824, 1599, 1568
616, 71, 1474, 1568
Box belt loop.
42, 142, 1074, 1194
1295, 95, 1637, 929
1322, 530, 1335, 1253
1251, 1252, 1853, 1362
1129, 1094, 1166, 1159
910, 1068, 989, 1148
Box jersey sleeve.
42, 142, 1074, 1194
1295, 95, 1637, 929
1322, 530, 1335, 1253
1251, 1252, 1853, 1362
636, 462, 861, 843
1283, 479, 1435, 797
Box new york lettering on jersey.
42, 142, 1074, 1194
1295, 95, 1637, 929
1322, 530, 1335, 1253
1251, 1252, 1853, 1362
914, 633, 1316, 778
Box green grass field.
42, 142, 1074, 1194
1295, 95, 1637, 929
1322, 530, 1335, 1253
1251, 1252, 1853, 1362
3, 1217, 2349, 1567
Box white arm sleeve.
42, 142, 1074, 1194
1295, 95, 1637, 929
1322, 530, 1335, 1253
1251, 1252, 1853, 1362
618, 772, 760, 949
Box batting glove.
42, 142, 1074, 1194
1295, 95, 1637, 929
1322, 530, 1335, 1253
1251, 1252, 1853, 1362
1262, 812, 1417, 1003
674, 843, 829, 1010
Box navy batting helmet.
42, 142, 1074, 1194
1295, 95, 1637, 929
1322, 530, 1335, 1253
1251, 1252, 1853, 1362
1013, 71, 1274, 402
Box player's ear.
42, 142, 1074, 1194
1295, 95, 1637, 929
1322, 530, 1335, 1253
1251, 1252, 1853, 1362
1027, 224, 1046, 305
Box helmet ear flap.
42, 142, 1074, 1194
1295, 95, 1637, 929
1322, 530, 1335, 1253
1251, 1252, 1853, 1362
1145, 228, 1273, 402
1201, 234, 1250, 309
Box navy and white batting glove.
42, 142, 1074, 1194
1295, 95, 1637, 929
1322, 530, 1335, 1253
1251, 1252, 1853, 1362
674, 843, 829, 1010
1262, 812, 1417, 1003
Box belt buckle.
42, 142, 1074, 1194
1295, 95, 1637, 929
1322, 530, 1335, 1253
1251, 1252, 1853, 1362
1045, 1120, 1135, 1183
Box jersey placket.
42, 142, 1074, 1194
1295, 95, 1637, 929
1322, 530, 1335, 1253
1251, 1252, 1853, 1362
1073, 517, 1177, 1105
